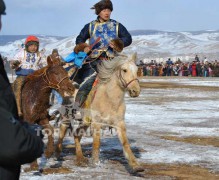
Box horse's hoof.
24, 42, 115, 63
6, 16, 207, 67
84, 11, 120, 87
76, 157, 89, 167
30, 162, 39, 171
18, 113, 23, 120
131, 165, 145, 173
56, 156, 64, 161
50, 163, 61, 168
91, 158, 101, 167
39, 168, 43, 173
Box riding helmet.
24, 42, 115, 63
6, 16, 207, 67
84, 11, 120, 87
25, 35, 39, 52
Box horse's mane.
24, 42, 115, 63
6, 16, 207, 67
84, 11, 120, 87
26, 66, 48, 81
97, 54, 128, 83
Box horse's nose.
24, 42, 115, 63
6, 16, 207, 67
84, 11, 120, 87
130, 89, 140, 97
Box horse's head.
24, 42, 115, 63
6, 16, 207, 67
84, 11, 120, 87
97, 53, 141, 97
46, 56, 75, 97
117, 53, 141, 97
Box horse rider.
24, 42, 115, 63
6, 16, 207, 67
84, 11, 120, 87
11, 35, 47, 118
73, 0, 132, 106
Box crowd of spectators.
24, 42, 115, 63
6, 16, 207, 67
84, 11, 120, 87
137, 55, 219, 77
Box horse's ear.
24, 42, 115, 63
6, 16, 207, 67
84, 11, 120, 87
47, 56, 53, 66
131, 52, 137, 62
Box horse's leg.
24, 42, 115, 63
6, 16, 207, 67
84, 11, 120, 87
39, 119, 54, 158
55, 123, 69, 158
116, 121, 144, 172
30, 160, 39, 171
74, 126, 89, 166
23, 159, 39, 172
91, 123, 101, 164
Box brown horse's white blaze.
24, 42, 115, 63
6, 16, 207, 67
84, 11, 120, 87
56, 53, 144, 172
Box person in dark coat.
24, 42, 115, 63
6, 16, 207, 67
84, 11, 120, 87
73, 0, 132, 106
196, 61, 202, 77
195, 55, 200, 62
0, 1, 44, 179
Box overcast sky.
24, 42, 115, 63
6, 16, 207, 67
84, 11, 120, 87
1, 0, 219, 36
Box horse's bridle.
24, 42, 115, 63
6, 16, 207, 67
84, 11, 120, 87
42, 68, 69, 90
118, 69, 139, 89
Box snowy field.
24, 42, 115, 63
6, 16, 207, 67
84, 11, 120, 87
20, 77, 219, 179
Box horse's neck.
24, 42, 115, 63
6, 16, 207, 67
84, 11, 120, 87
99, 76, 125, 107
28, 78, 52, 103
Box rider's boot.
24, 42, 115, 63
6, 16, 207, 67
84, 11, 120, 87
75, 74, 97, 107
13, 76, 25, 118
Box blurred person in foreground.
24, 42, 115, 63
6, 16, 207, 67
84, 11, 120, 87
0, 1, 44, 179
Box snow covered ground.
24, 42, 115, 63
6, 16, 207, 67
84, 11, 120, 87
20, 77, 219, 179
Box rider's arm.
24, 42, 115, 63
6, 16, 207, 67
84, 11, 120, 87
118, 23, 132, 47
0, 108, 44, 167
11, 50, 24, 70
75, 23, 90, 44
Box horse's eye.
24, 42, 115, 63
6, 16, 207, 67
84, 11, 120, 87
123, 69, 127, 73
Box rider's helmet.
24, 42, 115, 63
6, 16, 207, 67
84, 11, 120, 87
25, 35, 39, 52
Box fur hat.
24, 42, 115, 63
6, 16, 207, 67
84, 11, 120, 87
74, 43, 89, 54
91, 0, 113, 15
110, 38, 124, 52
0, 0, 6, 15
52, 49, 59, 54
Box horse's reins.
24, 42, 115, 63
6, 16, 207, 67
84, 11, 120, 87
41, 68, 69, 90
71, 37, 106, 81
118, 68, 139, 89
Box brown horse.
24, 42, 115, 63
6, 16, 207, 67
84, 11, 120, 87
56, 53, 144, 173
21, 56, 75, 158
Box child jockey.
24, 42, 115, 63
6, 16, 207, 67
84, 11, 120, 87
11, 35, 47, 118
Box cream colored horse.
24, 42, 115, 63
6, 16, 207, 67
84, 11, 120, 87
56, 53, 144, 172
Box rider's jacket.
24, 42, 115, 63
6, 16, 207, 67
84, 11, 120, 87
89, 19, 118, 58
13, 50, 47, 76
76, 18, 132, 59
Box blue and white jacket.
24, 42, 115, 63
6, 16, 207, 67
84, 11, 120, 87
76, 18, 132, 58
13, 50, 47, 76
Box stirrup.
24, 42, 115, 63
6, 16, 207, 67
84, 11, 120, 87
74, 110, 82, 120
73, 82, 80, 89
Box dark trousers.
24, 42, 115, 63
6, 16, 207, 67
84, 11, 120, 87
73, 60, 100, 84
74, 60, 100, 106
12, 76, 26, 117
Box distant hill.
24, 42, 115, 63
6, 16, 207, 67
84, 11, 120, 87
0, 35, 66, 46
130, 30, 165, 36
0, 35, 28, 45
1, 30, 219, 63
